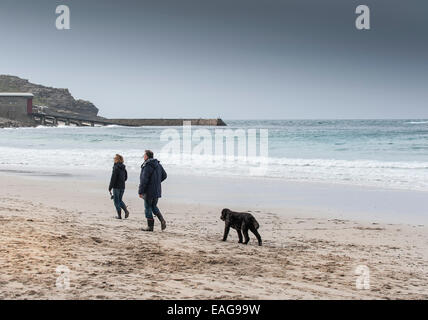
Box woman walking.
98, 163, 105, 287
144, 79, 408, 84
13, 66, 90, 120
109, 154, 130, 219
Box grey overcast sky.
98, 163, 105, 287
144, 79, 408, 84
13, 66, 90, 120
0, 0, 427, 119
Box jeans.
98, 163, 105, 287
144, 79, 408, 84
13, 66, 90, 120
144, 198, 160, 219
112, 188, 127, 213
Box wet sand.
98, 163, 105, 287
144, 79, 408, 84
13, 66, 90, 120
0, 174, 427, 299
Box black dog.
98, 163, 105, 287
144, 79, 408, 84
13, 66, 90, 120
220, 208, 262, 246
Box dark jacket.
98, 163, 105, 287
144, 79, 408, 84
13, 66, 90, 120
109, 163, 128, 191
138, 158, 167, 199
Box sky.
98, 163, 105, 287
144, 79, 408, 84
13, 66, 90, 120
0, 0, 427, 119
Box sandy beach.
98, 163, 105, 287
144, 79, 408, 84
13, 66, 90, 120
0, 172, 427, 300
1, 0, 427, 304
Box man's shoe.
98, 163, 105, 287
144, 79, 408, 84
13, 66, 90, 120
141, 218, 154, 232
155, 212, 167, 231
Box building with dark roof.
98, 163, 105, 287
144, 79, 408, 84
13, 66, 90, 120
0, 93, 33, 120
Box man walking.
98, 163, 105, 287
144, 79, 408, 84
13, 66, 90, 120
139, 150, 167, 231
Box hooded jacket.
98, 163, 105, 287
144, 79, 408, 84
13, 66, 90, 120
138, 158, 167, 199
109, 163, 128, 191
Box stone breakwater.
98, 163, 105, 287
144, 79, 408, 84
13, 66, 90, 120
108, 118, 227, 126
13, 115, 227, 128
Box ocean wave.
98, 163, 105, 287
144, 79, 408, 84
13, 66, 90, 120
406, 121, 428, 124
1, 119, 427, 192
29, 125, 85, 129
105, 124, 128, 128
266, 157, 428, 170
0, 146, 427, 192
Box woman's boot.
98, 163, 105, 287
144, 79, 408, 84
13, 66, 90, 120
155, 212, 167, 231
141, 218, 154, 231
114, 209, 122, 219
123, 206, 130, 219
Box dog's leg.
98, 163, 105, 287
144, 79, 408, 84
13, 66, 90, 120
222, 224, 230, 242
236, 229, 243, 243
242, 225, 250, 244
250, 226, 262, 246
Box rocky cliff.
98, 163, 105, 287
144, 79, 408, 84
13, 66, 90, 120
0, 75, 99, 117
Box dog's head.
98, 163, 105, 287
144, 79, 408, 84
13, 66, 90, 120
221, 208, 231, 221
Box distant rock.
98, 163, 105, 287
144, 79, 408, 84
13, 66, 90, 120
0, 117, 36, 128
0, 75, 99, 117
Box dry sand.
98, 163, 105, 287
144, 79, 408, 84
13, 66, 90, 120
0, 173, 427, 299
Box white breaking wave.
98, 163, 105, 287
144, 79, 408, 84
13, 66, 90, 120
406, 121, 428, 124
0, 146, 427, 192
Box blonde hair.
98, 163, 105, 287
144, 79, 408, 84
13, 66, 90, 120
115, 154, 124, 163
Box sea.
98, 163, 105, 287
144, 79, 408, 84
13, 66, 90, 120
0, 119, 427, 192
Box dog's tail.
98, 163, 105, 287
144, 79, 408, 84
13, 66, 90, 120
252, 218, 260, 230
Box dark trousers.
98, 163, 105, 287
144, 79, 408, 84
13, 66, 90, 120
113, 188, 127, 213
144, 197, 160, 219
